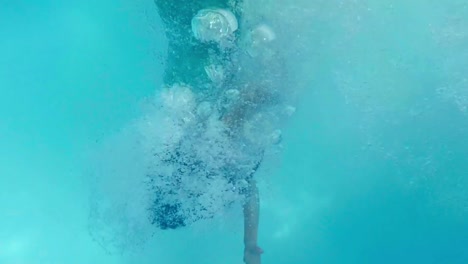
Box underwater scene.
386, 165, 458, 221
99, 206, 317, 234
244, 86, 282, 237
1, 0, 467, 263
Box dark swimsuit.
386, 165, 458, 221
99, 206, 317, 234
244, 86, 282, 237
149, 146, 263, 229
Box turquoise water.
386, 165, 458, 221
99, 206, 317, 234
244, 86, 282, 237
1, 0, 467, 263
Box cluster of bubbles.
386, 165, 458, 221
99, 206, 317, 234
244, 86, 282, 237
187, 6, 297, 150
145, 86, 252, 228
142, 77, 295, 229
88, 3, 298, 252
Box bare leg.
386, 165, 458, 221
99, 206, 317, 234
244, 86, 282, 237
243, 180, 263, 264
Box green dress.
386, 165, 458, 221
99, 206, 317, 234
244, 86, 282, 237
150, 1, 250, 230
150, 0, 282, 230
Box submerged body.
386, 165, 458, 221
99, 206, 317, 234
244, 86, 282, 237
151, 0, 284, 263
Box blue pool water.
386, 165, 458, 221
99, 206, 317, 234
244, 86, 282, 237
1, 0, 467, 263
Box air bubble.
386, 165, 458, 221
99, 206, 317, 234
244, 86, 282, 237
192, 9, 238, 44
